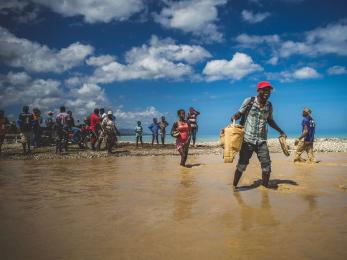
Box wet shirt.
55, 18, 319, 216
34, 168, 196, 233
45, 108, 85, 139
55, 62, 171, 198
302, 116, 315, 142
177, 120, 190, 142
239, 97, 273, 144
18, 112, 34, 132
148, 123, 160, 134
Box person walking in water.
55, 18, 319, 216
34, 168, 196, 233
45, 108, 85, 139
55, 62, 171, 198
294, 108, 316, 163
148, 118, 160, 145
0, 110, 10, 155
171, 109, 191, 167
18, 106, 34, 154
135, 121, 143, 147
231, 81, 286, 189
187, 107, 200, 147
159, 116, 169, 145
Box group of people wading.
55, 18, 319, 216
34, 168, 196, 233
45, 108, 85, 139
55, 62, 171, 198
1, 80, 316, 186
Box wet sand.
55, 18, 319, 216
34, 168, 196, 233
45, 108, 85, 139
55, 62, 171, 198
0, 153, 347, 259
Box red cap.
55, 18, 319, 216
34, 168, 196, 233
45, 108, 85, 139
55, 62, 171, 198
257, 81, 273, 91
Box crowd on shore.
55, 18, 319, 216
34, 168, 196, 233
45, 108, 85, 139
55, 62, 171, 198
0, 106, 201, 165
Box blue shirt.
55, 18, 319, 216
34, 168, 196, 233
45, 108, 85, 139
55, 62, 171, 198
148, 123, 160, 134
302, 116, 315, 142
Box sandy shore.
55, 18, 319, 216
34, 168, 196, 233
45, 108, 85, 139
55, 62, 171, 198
0, 153, 346, 259
1, 137, 347, 161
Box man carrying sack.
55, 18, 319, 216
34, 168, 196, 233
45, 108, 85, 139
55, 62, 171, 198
231, 81, 287, 189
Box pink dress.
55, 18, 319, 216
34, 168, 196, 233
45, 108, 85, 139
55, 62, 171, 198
176, 121, 190, 150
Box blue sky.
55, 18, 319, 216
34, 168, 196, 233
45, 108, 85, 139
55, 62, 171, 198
0, 0, 346, 136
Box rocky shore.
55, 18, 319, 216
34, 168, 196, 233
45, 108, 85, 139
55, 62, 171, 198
1, 138, 346, 161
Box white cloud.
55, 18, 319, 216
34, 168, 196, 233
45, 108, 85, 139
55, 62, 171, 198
327, 65, 347, 75
86, 55, 116, 66
0, 0, 28, 13
31, 0, 144, 23
235, 33, 280, 47
0, 26, 94, 73
266, 66, 321, 82
292, 66, 321, 79
241, 10, 270, 24
279, 20, 347, 58
0, 71, 107, 117
235, 20, 347, 63
154, 0, 227, 42
114, 106, 164, 128
0, 72, 62, 109
202, 52, 263, 81
88, 35, 211, 83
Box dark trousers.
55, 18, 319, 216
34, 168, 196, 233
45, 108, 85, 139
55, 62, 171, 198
152, 134, 159, 144
191, 127, 197, 144
236, 141, 271, 174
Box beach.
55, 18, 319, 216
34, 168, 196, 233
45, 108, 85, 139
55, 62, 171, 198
1, 137, 347, 161
0, 152, 347, 259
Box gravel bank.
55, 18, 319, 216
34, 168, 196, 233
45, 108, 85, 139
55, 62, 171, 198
1, 138, 346, 161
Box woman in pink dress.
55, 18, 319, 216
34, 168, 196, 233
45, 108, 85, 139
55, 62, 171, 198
171, 109, 191, 167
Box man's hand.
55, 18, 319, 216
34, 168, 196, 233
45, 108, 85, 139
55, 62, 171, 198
279, 131, 287, 138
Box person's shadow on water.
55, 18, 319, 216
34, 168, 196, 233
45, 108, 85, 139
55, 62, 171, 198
237, 179, 298, 191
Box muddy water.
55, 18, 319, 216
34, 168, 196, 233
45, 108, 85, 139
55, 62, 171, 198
0, 154, 347, 260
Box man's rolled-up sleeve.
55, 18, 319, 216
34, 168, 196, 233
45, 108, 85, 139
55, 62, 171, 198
239, 97, 251, 114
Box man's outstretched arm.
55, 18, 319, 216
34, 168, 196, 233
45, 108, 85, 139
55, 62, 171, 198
268, 118, 286, 137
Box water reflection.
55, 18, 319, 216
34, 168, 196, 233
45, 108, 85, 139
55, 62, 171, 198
173, 168, 199, 221
234, 191, 279, 231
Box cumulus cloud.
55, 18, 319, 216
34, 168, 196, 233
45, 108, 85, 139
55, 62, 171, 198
241, 10, 270, 24
114, 106, 164, 127
292, 66, 321, 79
0, 26, 94, 73
154, 0, 227, 43
30, 0, 144, 23
86, 55, 116, 66
202, 52, 263, 81
235, 33, 280, 47
88, 35, 211, 83
0, 71, 108, 116
327, 65, 347, 75
235, 20, 347, 63
0, 71, 61, 109
266, 66, 321, 82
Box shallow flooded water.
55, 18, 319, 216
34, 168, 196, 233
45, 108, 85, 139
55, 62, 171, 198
0, 154, 347, 259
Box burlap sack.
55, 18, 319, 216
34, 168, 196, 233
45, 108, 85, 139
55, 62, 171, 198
220, 121, 244, 163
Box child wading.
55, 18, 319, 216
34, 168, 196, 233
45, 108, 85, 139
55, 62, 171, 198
171, 109, 191, 167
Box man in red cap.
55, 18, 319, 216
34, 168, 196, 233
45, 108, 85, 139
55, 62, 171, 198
231, 81, 286, 189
